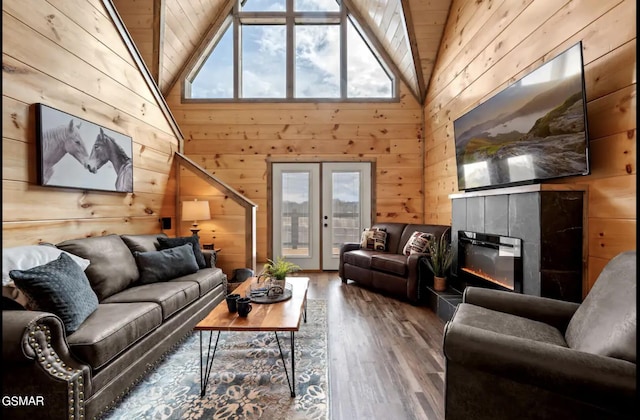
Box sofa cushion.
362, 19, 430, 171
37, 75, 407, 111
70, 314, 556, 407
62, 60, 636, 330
402, 231, 434, 256
453, 303, 568, 347
120, 233, 168, 253
67, 302, 162, 369
102, 281, 200, 320
133, 244, 199, 285
360, 228, 387, 251
371, 254, 408, 276
343, 249, 384, 269
564, 251, 636, 363
169, 267, 226, 297
9, 253, 99, 334
57, 234, 139, 301
158, 236, 206, 269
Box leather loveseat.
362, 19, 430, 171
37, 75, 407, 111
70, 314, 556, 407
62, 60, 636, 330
339, 222, 450, 303
2, 233, 226, 420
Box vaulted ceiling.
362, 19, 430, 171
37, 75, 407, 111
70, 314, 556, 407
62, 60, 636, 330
114, 0, 452, 103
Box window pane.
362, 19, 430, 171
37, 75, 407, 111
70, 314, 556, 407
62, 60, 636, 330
295, 0, 340, 12
332, 172, 360, 254
191, 24, 233, 98
295, 25, 340, 98
240, 0, 285, 12
242, 25, 286, 98
347, 18, 392, 98
281, 172, 310, 257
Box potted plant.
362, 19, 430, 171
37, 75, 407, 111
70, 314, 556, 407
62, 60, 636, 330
258, 256, 301, 295
424, 232, 453, 292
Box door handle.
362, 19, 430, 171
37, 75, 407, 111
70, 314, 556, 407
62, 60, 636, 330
324, 223, 328, 227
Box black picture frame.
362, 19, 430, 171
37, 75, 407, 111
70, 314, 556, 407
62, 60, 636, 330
35, 103, 134, 193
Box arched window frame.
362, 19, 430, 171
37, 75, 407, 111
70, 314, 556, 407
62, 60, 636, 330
183, 0, 398, 102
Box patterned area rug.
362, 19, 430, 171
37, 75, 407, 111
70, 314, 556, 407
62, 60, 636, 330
101, 299, 328, 420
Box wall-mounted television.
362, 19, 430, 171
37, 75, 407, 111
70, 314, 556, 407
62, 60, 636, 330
453, 42, 590, 191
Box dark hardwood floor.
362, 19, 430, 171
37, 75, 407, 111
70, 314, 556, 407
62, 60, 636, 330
306, 272, 446, 420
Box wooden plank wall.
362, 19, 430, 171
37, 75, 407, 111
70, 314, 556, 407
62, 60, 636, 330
112, 0, 157, 79
405, 0, 451, 97
166, 85, 423, 276
423, 0, 637, 291
2, 0, 179, 247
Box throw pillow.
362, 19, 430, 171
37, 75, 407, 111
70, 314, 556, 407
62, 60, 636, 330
134, 243, 199, 285
2, 245, 91, 307
360, 227, 387, 251
157, 236, 206, 269
402, 231, 434, 256
57, 234, 140, 301
9, 253, 99, 334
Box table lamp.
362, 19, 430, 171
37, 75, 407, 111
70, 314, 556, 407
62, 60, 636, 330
182, 199, 211, 237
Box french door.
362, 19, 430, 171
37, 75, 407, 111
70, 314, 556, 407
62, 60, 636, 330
272, 162, 372, 270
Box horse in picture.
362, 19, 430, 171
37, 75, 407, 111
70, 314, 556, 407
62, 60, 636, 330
41, 119, 90, 184
87, 128, 133, 192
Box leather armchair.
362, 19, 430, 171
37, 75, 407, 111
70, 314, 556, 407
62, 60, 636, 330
443, 251, 636, 420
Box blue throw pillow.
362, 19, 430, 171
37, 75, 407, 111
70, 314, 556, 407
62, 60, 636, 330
134, 243, 199, 284
157, 236, 206, 269
9, 253, 99, 334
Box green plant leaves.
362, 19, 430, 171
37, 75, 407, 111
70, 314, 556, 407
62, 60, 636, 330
424, 232, 453, 277
263, 256, 301, 280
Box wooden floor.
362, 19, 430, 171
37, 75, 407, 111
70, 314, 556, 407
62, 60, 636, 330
305, 272, 446, 420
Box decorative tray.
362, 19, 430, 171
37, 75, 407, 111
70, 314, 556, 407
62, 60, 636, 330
249, 288, 292, 304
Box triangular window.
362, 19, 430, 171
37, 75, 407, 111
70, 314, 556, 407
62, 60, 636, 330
187, 0, 396, 101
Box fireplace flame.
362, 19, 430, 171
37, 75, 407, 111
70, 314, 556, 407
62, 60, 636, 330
461, 267, 514, 291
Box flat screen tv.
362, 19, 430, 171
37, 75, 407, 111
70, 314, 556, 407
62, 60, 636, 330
453, 42, 590, 191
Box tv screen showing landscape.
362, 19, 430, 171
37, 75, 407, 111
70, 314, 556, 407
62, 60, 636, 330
453, 42, 589, 191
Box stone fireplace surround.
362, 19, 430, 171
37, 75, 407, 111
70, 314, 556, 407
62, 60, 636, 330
426, 184, 587, 322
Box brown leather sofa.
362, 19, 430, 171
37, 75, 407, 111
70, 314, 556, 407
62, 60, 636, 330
443, 250, 636, 419
2, 233, 226, 420
339, 223, 450, 303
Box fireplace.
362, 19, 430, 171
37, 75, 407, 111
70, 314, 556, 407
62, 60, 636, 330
457, 231, 523, 293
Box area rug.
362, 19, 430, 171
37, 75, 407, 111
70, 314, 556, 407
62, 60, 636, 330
101, 299, 328, 420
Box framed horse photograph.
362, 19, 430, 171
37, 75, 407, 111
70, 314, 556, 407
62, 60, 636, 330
35, 103, 134, 193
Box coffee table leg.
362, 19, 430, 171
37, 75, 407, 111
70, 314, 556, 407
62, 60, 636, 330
291, 331, 295, 396
200, 330, 221, 397
303, 299, 307, 323
274, 332, 296, 397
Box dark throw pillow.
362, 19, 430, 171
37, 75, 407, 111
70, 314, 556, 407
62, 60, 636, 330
157, 236, 206, 269
9, 253, 99, 334
134, 243, 199, 285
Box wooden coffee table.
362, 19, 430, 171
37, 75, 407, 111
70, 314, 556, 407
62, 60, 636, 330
194, 276, 310, 397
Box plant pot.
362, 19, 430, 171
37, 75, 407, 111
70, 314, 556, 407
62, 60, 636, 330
434, 276, 447, 292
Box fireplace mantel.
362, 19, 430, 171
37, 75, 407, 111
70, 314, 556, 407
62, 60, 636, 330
448, 183, 588, 199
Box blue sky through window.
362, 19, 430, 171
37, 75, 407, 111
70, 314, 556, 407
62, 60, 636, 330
242, 25, 286, 98
295, 25, 340, 98
189, 0, 394, 100
241, 0, 285, 12
191, 23, 233, 98
347, 19, 392, 97
295, 0, 340, 12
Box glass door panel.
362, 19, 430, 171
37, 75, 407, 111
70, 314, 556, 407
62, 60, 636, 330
272, 164, 320, 270
322, 162, 371, 270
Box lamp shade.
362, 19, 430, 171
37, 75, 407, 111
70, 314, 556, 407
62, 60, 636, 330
182, 199, 211, 222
